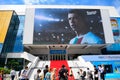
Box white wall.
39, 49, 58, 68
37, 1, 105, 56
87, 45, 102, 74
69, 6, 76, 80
23, 8, 35, 44
101, 9, 114, 43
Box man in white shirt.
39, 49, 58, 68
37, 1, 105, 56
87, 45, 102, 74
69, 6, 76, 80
10, 68, 16, 80
34, 69, 42, 80
20, 66, 29, 80
68, 9, 104, 44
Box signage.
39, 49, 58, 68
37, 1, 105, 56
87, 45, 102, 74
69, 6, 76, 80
50, 50, 66, 54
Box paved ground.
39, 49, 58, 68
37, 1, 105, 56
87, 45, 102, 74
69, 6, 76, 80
3, 74, 18, 80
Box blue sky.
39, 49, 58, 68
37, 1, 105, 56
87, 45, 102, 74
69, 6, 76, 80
0, 0, 120, 15
0, 0, 120, 14
0, 0, 118, 5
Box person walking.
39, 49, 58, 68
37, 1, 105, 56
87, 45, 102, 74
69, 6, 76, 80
10, 68, 16, 80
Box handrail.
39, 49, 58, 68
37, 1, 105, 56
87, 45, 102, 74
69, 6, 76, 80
26, 56, 39, 78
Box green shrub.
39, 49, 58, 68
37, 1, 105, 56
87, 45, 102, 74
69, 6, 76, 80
0, 67, 10, 74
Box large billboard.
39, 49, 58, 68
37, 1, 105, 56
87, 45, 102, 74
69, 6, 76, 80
33, 9, 105, 44
23, 6, 114, 45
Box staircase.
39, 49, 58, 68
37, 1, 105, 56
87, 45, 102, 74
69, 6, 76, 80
6, 52, 94, 80
50, 60, 75, 80
6, 52, 36, 62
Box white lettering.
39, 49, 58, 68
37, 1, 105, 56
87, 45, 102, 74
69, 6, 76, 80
87, 11, 97, 15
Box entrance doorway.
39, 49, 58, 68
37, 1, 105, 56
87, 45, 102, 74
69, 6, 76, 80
50, 54, 66, 60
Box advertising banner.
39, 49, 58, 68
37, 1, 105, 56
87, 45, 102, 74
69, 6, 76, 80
33, 9, 105, 44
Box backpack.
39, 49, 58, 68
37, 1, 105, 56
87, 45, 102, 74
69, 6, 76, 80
59, 68, 64, 76
19, 69, 26, 77
18, 70, 21, 77
44, 69, 48, 78
59, 68, 68, 78
45, 72, 51, 79
83, 71, 86, 77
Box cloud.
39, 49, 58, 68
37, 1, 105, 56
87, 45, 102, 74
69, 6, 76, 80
24, 0, 39, 4
116, 6, 120, 15
22, 0, 120, 15
113, 0, 120, 15
23, 0, 55, 4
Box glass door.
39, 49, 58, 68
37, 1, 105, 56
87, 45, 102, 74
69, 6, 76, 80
50, 54, 66, 60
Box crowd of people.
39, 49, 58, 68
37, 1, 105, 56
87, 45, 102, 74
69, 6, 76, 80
32, 64, 106, 80
0, 64, 106, 80
33, 65, 70, 80
0, 65, 30, 80
93, 65, 106, 80
76, 64, 106, 80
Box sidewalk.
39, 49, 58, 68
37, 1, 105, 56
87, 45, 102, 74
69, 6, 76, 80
3, 74, 18, 80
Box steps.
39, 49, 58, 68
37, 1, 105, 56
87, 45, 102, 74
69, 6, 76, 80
50, 60, 75, 80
